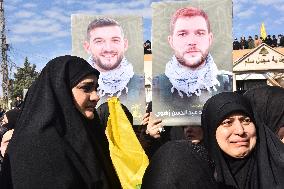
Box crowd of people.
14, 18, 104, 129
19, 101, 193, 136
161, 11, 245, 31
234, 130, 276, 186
0, 6, 283, 189
233, 34, 284, 50
146, 33, 284, 54
0, 55, 283, 189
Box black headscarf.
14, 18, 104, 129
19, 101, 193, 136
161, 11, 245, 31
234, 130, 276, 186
141, 140, 218, 189
244, 86, 284, 133
2, 109, 21, 130
202, 92, 284, 189
0, 109, 21, 145
0, 55, 121, 189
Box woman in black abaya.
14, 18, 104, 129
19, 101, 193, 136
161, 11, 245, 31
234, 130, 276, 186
244, 86, 284, 142
0, 109, 21, 172
141, 140, 218, 189
0, 55, 121, 189
202, 92, 284, 189
0, 108, 21, 144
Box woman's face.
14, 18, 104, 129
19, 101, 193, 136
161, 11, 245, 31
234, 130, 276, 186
216, 113, 257, 158
72, 75, 100, 120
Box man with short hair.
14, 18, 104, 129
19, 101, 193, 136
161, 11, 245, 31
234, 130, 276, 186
264, 35, 273, 46
152, 7, 232, 126
154, 7, 231, 100
233, 38, 241, 50
247, 36, 255, 49
240, 36, 248, 49
83, 18, 144, 107
167, 7, 219, 97
271, 35, 277, 48
254, 35, 262, 47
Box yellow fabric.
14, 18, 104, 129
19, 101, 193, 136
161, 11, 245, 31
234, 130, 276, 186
260, 22, 267, 40
105, 97, 149, 189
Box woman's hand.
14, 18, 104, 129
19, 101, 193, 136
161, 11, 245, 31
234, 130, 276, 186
145, 113, 163, 139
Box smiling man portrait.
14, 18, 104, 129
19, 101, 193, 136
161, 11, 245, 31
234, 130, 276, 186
80, 17, 145, 124
71, 15, 145, 124
84, 18, 144, 100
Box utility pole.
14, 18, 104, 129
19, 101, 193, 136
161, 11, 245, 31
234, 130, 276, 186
0, 0, 9, 108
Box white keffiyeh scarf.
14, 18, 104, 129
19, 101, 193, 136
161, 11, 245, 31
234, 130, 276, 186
165, 54, 220, 98
88, 56, 134, 97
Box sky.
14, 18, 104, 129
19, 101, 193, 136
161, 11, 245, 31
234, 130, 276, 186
1, 0, 284, 96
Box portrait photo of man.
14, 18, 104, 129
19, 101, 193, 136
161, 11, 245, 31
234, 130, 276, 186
152, 1, 233, 125
165, 7, 219, 97
84, 18, 142, 98
72, 15, 145, 124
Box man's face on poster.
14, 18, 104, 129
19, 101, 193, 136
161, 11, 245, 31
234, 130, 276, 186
168, 16, 213, 69
84, 25, 128, 72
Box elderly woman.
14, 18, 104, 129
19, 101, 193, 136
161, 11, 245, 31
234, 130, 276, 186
0, 56, 121, 188
202, 92, 284, 189
244, 86, 284, 143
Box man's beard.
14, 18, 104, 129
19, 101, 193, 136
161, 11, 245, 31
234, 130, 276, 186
176, 50, 208, 69
93, 54, 123, 71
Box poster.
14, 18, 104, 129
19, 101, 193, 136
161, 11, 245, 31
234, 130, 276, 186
72, 15, 145, 124
152, 0, 233, 126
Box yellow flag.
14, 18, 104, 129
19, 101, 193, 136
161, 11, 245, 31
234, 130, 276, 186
260, 22, 267, 40
105, 97, 149, 189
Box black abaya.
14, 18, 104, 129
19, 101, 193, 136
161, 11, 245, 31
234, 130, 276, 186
244, 86, 284, 133
0, 55, 121, 189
